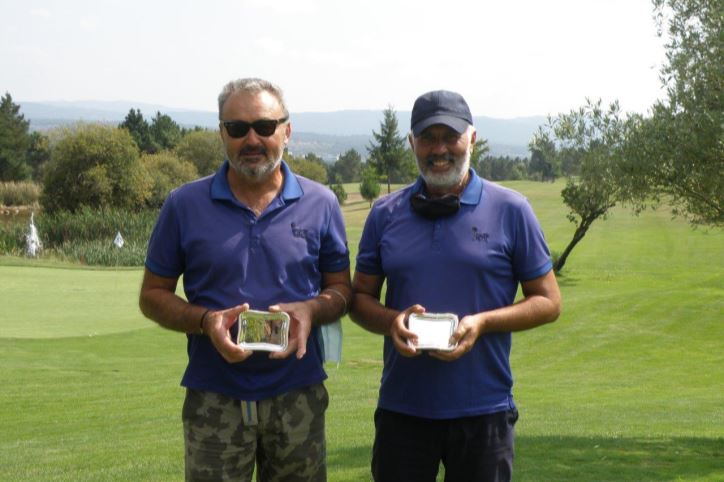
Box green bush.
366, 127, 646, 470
286, 157, 328, 184
359, 165, 380, 207
0, 220, 26, 255
41, 124, 151, 213
175, 130, 224, 176
330, 184, 347, 205
0, 181, 41, 206
141, 151, 198, 208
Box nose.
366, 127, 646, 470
243, 128, 263, 146
429, 139, 449, 155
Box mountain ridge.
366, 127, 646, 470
18, 100, 544, 160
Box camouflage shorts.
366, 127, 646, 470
182, 384, 329, 482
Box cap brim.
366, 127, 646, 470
412, 115, 470, 137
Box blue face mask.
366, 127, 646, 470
410, 192, 460, 219
320, 320, 343, 365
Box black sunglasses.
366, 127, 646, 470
222, 117, 289, 138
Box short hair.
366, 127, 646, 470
217, 78, 289, 119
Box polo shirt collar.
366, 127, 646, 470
412, 168, 483, 206
279, 160, 303, 200
211, 160, 303, 202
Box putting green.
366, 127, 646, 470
0, 265, 150, 339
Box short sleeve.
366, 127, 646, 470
512, 199, 553, 281
319, 198, 350, 273
144, 193, 185, 278
355, 204, 384, 276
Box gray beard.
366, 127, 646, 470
420, 154, 470, 190
230, 156, 282, 182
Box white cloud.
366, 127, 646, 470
253, 37, 286, 57
79, 16, 98, 32
3, 0, 668, 117
244, 0, 319, 15
29, 8, 51, 18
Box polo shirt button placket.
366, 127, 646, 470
249, 217, 259, 251
431, 220, 443, 251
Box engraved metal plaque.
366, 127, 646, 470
408, 312, 459, 351
236, 310, 290, 352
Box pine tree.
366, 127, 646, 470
367, 106, 407, 194
0, 93, 32, 181
120, 108, 158, 153
149, 111, 182, 150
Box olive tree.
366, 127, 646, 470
544, 100, 642, 273
623, 0, 723, 226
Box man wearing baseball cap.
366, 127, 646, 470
351, 90, 561, 481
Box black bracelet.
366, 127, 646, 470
198, 309, 210, 335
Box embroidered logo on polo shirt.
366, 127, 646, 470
291, 222, 311, 240
471, 227, 489, 243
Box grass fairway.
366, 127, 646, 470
1, 180, 722, 481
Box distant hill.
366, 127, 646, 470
19, 101, 545, 160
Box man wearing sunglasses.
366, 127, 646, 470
351, 90, 561, 482
139, 78, 351, 481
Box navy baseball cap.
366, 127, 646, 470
411, 90, 473, 137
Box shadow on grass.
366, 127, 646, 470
554, 273, 580, 288
343, 204, 372, 213
326, 436, 723, 482
515, 435, 724, 481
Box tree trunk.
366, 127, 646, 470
554, 217, 594, 273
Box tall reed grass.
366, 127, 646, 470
0, 181, 41, 207
0, 207, 158, 266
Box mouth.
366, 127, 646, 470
426, 156, 454, 172
238, 148, 267, 162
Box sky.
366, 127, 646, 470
1, 0, 668, 118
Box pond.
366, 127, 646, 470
0, 206, 35, 226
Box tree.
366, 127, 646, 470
545, 100, 640, 273
367, 106, 408, 193
622, 0, 723, 226
175, 129, 225, 176
141, 151, 198, 208
528, 129, 559, 182
303, 152, 325, 165
27, 131, 51, 181
0, 93, 32, 181
284, 152, 328, 183
478, 155, 528, 181
149, 112, 182, 151
397, 148, 419, 184
330, 183, 347, 205
42, 124, 151, 212
359, 164, 381, 207
469, 138, 490, 175
332, 148, 363, 182
120, 108, 158, 153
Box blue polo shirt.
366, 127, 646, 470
145, 160, 350, 401
356, 169, 552, 419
